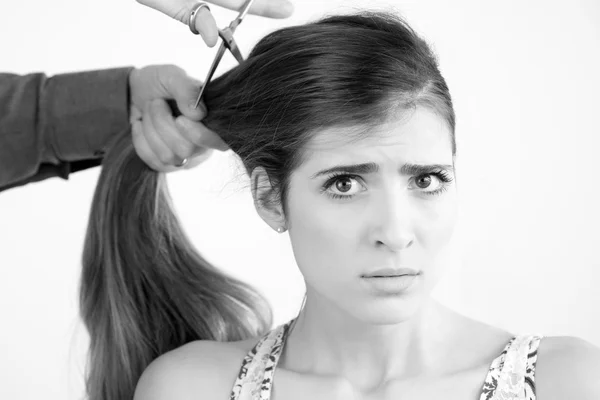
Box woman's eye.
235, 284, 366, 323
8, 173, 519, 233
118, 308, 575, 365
415, 174, 435, 189
412, 173, 451, 194
322, 171, 452, 199
324, 175, 364, 197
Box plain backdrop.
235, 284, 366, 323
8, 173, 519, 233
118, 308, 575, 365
1, 0, 599, 399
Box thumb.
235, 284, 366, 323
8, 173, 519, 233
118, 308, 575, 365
161, 67, 207, 121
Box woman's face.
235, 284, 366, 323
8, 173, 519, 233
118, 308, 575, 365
285, 106, 458, 324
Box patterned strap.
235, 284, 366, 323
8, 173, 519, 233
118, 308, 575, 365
479, 335, 543, 400
229, 320, 293, 400
523, 336, 542, 400
230, 326, 543, 400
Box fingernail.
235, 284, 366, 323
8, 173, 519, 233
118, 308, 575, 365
217, 140, 230, 151
187, 100, 204, 115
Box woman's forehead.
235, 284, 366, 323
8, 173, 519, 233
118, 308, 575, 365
301, 107, 453, 164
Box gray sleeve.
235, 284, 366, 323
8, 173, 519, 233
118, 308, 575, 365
0, 67, 134, 192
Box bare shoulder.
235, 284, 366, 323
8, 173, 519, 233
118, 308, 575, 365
446, 309, 515, 369
536, 336, 600, 400
133, 338, 259, 400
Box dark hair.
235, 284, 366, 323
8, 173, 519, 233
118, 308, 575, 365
79, 11, 455, 400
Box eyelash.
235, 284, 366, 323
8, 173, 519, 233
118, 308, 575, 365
321, 170, 455, 200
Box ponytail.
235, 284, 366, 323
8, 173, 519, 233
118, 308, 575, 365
79, 131, 272, 400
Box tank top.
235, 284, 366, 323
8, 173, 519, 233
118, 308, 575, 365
228, 319, 543, 400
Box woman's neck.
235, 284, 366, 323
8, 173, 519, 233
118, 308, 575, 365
280, 295, 461, 391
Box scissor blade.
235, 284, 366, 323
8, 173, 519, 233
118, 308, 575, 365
237, 0, 255, 21
228, 44, 244, 64
227, 38, 244, 63
229, 0, 255, 32
194, 42, 228, 108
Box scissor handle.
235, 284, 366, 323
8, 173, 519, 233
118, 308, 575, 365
219, 28, 244, 63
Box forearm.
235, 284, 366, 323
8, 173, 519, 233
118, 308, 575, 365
0, 67, 133, 192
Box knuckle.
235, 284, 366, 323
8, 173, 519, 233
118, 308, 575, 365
168, 64, 183, 75
150, 97, 164, 110
156, 151, 173, 166
172, 141, 191, 158
143, 100, 154, 115
150, 101, 170, 122
161, 63, 183, 79
173, 6, 189, 24
186, 131, 205, 148
175, 1, 201, 23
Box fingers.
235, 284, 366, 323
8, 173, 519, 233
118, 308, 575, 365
136, 0, 217, 47
159, 67, 207, 121
132, 98, 228, 172
145, 100, 197, 166
136, 0, 295, 30
132, 119, 165, 171
190, 5, 218, 47
175, 116, 230, 151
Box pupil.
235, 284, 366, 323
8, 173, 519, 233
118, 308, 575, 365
416, 175, 431, 188
336, 178, 352, 193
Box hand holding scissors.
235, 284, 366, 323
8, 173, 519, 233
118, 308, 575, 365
191, 0, 257, 108
136, 0, 294, 47
130, 0, 294, 172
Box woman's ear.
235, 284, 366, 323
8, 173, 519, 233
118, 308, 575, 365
250, 166, 286, 232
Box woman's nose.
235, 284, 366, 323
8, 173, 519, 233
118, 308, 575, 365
369, 191, 415, 251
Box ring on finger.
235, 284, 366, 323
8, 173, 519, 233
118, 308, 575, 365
188, 2, 211, 35
175, 157, 189, 168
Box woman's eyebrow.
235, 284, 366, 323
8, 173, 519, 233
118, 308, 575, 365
311, 162, 454, 179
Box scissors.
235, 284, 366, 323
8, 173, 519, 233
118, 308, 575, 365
193, 0, 256, 109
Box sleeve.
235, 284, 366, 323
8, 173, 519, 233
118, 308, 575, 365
0, 67, 134, 192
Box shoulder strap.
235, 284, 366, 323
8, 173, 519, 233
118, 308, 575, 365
229, 320, 294, 400
523, 336, 542, 400
479, 335, 543, 400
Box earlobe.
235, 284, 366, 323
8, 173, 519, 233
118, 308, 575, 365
250, 166, 286, 231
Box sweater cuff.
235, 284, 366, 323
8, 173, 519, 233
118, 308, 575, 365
41, 67, 134, 163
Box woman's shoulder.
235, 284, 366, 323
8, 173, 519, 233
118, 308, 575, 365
535, 335, 600, 400
133, 337, 261, 400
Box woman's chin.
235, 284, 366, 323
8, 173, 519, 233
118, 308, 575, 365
348, 296, 425, 326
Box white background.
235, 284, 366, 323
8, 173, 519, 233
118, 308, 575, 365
0, 0, 599, 399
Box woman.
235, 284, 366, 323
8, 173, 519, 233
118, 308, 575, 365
79, 11, 600, 400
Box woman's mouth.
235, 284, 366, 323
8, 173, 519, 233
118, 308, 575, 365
361, 267, 420, 278
360, 271, 421, 295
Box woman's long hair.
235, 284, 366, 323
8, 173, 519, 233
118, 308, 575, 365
79, 11, 456, 400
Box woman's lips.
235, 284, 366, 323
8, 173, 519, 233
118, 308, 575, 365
361, 267, 420, 278
361, 274, 420, 294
